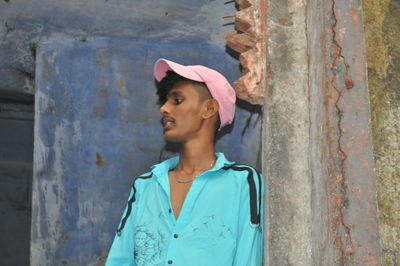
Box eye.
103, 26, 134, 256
174, 98, 183, 105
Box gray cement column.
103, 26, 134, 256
262, 0, 312, 264
262, 0, 381, 265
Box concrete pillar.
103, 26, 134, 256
262, 0, 381, 265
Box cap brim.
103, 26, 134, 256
154, 58, 203, 82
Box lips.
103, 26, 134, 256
161, 116, 176, 130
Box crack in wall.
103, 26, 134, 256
330, 0, 355, 263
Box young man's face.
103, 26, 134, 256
159, 81, 206, 142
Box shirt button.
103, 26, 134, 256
173, 234, 178, 238
168, 260, 173, 264
168, 208, 172, 213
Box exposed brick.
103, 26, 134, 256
226, 30, 255, 53
226, 0, 267, 105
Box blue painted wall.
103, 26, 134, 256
33, 37, 261, 265
1, 0, 262, 265
0, 0, 235, 94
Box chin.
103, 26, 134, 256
162, 130, 183, 143
163, 130, 185, 143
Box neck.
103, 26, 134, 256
177, 137, 216, 174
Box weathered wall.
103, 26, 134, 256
363, 0, 400, 265
33, 37, 261, 265
1, 0, 390, 265
262, 0, 381, 264
1, 0, 264, 265
0, 0, 233, 96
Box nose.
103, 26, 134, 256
159, 102, 170, 115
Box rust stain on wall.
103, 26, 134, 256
96, 152, 105, 167
328, 0, 355, 261
226, 0, 267, 105
323, 0, 381, 264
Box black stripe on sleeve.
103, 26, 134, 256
223, 164, 261, 225
116, 173, 152, 236
254, 169, 262, 225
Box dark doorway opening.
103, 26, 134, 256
0, 92, 34, 266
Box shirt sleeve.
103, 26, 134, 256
233, 167, 264, 266
106, 185, 138, 266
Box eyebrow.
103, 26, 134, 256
166, 91, 183, 98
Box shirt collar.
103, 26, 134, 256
150, 152, 235, 179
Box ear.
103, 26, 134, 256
202, 99, 219, 119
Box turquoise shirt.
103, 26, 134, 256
106, 152, 264, 266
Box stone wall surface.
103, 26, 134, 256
363, 0, 400, 265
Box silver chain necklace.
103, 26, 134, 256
173, 158, 216, 184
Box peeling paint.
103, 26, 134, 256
31, 107, 66, 265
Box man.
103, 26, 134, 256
106, 58, 264, 266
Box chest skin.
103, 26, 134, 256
168, 171, 194, 219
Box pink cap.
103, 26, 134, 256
154, 58, 236, 129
